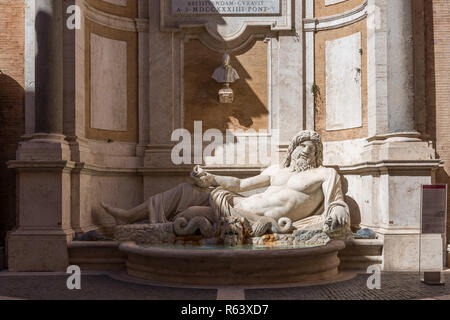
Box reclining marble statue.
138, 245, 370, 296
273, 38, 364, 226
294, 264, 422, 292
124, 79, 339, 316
102, 130, 351, 246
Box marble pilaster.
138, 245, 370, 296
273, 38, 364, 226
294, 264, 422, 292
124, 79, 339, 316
362, 0, 443, 271
7, 0, 73, 271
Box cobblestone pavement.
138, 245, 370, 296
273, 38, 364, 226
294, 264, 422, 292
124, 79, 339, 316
246, 273, 450, 300
0, 272, 448, 300
0, 274, 217, 300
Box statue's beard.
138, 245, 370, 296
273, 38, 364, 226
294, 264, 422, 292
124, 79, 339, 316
289, 157, 316, 172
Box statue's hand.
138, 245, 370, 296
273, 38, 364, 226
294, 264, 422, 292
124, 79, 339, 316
327, 206, 349, 230
191, 165, 207, 179
191, 165, 216, 188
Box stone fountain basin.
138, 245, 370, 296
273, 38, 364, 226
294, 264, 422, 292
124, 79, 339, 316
119, 240, 346, 286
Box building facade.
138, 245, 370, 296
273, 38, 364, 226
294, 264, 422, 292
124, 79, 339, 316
0, 0, 449, 272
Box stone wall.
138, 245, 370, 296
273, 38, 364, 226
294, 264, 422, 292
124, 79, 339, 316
314, 0, 365, 18
424, 0, 450, 239
314, 18, 368, 142
0, 0, 25, 245
65, 0, 142, 235
183, 39, 269, 133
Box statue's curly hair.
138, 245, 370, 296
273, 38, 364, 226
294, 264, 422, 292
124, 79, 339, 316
283, 130, 323, 168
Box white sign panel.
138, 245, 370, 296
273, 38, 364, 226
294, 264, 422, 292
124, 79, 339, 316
421, 185, 448, 234
325, 32, 363, 131
172, 0, 281, 15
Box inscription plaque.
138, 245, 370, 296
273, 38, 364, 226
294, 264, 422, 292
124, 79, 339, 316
421, 185, 447, 234
172, 0, 281, 15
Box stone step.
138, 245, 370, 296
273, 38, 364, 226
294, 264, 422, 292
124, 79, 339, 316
338, 239, 384, 271
0, 246, 5, 270
68, 241, 126, 271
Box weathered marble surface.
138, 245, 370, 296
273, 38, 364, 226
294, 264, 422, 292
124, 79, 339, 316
354, 228, 377, 240
113, 225, 341, 248
294, 230, 332, 246
115, 223, 175, 245
325, 227, 354, 240
248, 230, 332, 247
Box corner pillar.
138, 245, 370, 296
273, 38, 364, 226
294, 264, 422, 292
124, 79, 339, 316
7, 0, 73, 271
365, 0, 444, 271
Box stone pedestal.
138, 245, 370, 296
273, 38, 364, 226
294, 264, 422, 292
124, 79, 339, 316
8, 230, 70, 272
7, 137, 74, 271
382, 234, 445, 272
358, 136, 443, 271
340, 134, 442, 271
8, 161, 73, 272
218, 86, 234, 104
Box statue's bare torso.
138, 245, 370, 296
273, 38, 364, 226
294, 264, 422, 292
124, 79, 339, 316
233, 165, 328, 222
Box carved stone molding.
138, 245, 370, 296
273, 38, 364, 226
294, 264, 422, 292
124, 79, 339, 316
160, 0, 292, 42
182, 26, 271, 54
304, 1, 368, 32
84, 0, 148, 32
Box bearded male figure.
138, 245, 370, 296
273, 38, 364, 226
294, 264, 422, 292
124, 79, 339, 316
102, 130, 350, 238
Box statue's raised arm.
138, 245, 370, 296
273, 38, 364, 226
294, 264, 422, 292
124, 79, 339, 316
190, 165, 271, 193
